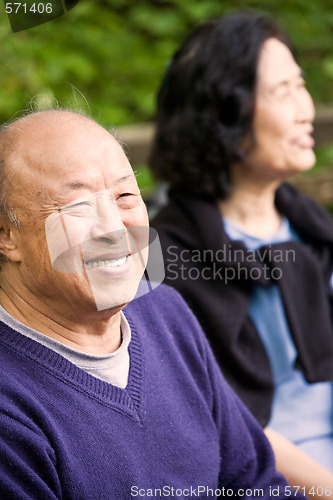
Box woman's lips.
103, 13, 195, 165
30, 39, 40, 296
291, 134, 315, 148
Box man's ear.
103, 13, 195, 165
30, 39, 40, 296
0, 223, 22, 263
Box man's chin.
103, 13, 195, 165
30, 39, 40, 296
93, 295, 134, 312
88, 281, 141, 312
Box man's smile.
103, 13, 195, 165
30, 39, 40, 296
84, 254, 129, 269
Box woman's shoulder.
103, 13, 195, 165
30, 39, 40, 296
276, 182, 333, 244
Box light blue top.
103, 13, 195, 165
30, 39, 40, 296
224, 216, 333, 471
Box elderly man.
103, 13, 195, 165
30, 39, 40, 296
0, 110, 303, 500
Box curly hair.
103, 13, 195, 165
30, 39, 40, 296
149, 10, 295, 199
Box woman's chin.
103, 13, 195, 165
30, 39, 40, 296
285, 152, 316, 178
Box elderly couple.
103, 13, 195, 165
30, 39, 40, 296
0, 10, 332, 500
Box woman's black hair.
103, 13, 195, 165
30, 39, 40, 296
149, 10, 295, 199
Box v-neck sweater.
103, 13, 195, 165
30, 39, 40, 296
0, 305, 131, 388
0, 285, 298, 499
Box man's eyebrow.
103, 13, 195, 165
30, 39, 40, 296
67, 181, 85, 190
62, 174, 136, 191
114, 174, 137, 185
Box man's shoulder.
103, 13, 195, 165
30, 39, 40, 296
124, 283, 212, 373
124, 282, 184, 317
124, 283, 203, 340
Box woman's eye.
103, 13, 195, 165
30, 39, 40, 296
275, 89, 290, 100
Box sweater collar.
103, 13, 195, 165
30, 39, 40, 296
0, 319, 146, 423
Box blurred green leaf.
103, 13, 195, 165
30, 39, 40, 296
0, 0, 333, 126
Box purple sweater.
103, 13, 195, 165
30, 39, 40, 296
0, 285, 302, 499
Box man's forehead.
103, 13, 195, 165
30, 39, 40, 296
12, 111, 125, 168
5, 111, 133, 201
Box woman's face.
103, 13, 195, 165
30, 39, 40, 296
245, 37, 315, 181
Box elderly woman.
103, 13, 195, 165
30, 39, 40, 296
150, 10, 333, 492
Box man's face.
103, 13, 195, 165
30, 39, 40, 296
7, 113, 149, 317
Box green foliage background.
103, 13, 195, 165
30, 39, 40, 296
1, 0, 333, 128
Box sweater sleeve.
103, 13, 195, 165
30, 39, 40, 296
203, 339, 306, 499
0, 410, 62, 500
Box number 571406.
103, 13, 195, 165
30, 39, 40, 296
5, 3, 53, 14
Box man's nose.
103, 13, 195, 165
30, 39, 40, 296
90, 198, 125, 243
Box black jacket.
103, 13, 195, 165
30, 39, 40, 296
151, 183, 333, 426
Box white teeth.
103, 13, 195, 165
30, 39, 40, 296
86, 256, 127, 268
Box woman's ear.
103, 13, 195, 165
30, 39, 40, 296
0, 223, 22, 263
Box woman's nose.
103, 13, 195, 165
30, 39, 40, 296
296, 87, 315, 123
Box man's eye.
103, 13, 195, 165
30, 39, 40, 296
71, 201, 91, 207
117, 193, 136, 201
62, 201, 94, 215
117, 192, 141, 208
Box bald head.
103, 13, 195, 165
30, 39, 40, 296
0, 109, 123, 223
0, 109, 97, 166
0, 110, 104, 178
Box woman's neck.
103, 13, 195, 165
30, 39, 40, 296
218, 174, 283, 238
